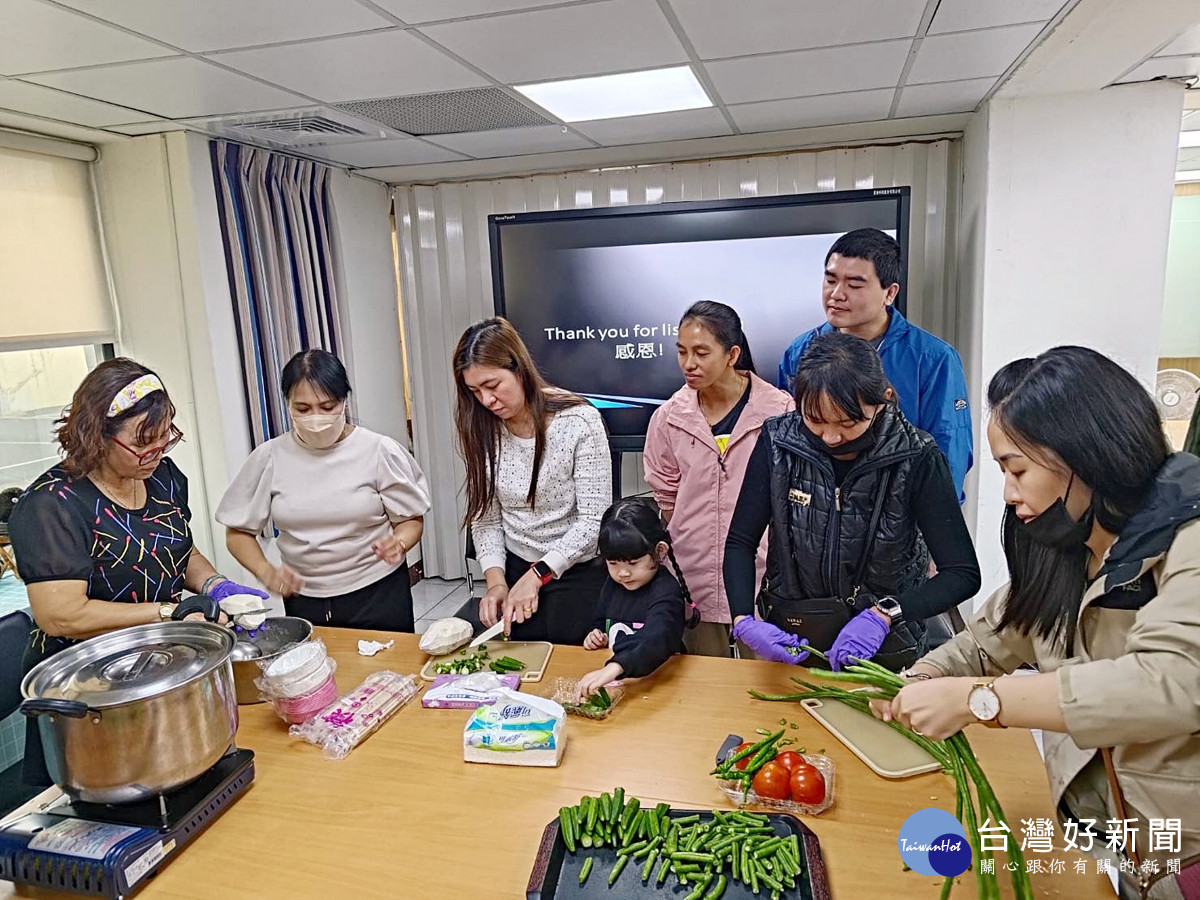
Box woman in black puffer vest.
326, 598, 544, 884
723, 332, 980, 671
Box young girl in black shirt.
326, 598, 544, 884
576, 498, 698, 700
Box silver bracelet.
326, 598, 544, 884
201, 574, 227, 596
901, 669, 932, 681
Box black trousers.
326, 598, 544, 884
503, 552, 606, 646
285, 563, 414, 632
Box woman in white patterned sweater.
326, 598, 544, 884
454, 318, 612, 644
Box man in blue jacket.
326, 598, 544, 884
777, 228, 973, 501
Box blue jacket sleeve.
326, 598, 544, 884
916, 347, 974, 503
776, 332, 813, 393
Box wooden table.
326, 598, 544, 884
1, 630, 1114, 899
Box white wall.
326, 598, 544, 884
1158, 193, 1200, 359
327, 171, 408, 444
963, 81, 1185, 603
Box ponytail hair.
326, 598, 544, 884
598, 497, 699, 629
680, 301, 756, 374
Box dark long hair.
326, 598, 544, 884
453, 318, 588, 524
989, 346, 1171, 648
793, 332, 894, 421
598, 497, 698, 628
56, 358, 176, 478
680, 301, 756, 373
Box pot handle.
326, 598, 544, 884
21, 698, 91, 719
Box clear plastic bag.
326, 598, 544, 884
289, 671, 421, 759
716, 753, 836, 816
548, 677, 625, 720
254, 638, 337, 700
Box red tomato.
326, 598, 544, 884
774, 751, 805, 773
752, 761, 792, 800
790, 764, 827, 805
728, 742, 756, 771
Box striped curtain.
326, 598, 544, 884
211, 140, 349, 446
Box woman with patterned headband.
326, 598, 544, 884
8, 358, 265, 782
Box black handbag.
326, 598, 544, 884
759, 469, 923, 669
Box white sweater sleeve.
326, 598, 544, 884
541, 407, 611, 576
471, 488, 507, 576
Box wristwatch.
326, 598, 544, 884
967, 678, 1006, 728
530, 560, 555, 586
873, 595, 903, 626
158, 603, 177, 620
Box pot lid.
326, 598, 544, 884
22, 622, 234, 708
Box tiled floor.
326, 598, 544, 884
412, 578, 473, 634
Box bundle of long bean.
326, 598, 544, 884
558, 790, 803, 899
749, 650, 1032, 900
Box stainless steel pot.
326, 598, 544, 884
21, 621, 239, 804
229, 616, 313, 704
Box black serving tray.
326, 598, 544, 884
526, 808, 830, 899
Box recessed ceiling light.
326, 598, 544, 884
1177, 169, 1200, 182
1180, 131, 1200, 148
515, 66, 711, 123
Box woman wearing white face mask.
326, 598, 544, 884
217, 349, 430, 630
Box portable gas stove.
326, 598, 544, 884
0, 748, 254, 899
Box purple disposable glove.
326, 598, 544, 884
828, 608, 890, 671
208, 579, 269, 602
731, 618, 809, 664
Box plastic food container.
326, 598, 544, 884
259, 640, 336, 699
274, 671, 339, 724
547, 677, 625, 720
716, 753, 836, 816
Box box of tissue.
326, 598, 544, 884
463, 690, 566, 767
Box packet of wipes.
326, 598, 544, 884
423, 672, 520, 709
462, 689, 566, 767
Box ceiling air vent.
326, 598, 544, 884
335, 87, 552, 136
204, 111, 380, 147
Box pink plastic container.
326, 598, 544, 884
273, 671, 338, 724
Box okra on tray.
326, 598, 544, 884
558, 788, 804, 899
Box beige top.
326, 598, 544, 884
217, 426, 430, 598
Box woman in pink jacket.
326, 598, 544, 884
644, 302, 793, 657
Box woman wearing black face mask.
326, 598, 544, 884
872, 347, 1200, 897
723, 332, 980, 670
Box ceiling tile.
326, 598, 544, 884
213, 31, 486, 102
432, 124, 592, 157
907, 23, 1043, 84
573, 107, 731, 145
728, 89, 894, 133
369, 0, 564, 24
928, 0, 1065, 35
52, 0, 392, 53
1117, 56, 1200, 84
0, 0, 174, 76
27, 57, 307, 118
706, 40, 910, 106
0, 79, 158, 126
311, 138, 467, 167
421, 0, 688, 83
1157, 24, 1200, 58
894, 77, 994, 117
669, 0, 924, 60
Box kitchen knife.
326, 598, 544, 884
469, 619, 505, 648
